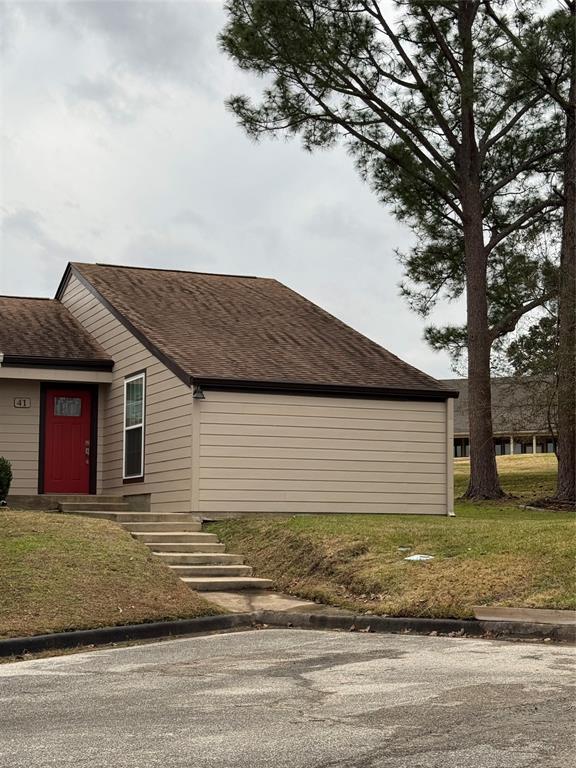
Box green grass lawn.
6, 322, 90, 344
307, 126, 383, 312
0, 511, 221, 638
454, 454, 565, 519
211, 455, 575, 619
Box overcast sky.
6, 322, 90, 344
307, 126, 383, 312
0, 0, 464, 378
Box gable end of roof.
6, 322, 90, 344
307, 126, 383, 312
56, 263, 193, 387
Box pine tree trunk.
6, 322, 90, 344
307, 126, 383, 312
555, 34, 576, 505
458, 0, 504, 499
462, 188, 504, 499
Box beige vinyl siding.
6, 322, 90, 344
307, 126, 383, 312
0, 380, 40, 495
197, 391, 450, 515
60, 274, 193, 513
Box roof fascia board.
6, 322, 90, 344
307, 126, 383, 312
0, 367, 113, 383
1, 355, 113, 371
62, 265, 192, 387
194, 377, 459, 401
54, 262, 73, 301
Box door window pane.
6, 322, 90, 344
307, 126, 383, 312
54, 397, 82, 417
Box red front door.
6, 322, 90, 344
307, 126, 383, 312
43, 388, 92, 494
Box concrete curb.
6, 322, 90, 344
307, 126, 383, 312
254, 611, 576, 643
1, 610, 573, 658
256, 611, 482, 635
0, 613, 253, 657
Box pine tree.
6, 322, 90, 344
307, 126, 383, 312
487, 0, 574, 503
221, 0, 563, 498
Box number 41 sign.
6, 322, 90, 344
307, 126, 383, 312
13, 398, 31, 409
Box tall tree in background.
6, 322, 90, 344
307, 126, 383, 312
487, 0, 575, 503
504, 310, 560, 453
221, 0, 563, 499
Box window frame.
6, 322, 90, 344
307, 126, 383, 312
123, 371, 146, 482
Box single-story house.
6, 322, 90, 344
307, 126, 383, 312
1, 263, 458, 516
442, 378, 557, 457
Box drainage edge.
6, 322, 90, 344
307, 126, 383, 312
1, 611, 573, 657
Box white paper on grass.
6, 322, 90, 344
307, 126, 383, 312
404, 554, 434, 561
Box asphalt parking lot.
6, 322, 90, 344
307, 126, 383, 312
0, 629, 574, 768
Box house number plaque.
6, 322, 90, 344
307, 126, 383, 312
13, 398, 31, 409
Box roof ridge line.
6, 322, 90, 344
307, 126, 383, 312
79, 262, 266, 280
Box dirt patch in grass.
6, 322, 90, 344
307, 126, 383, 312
210, 456, 574, 619
0, 511, 221, 638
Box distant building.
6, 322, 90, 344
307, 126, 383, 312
441, 378, 557, 458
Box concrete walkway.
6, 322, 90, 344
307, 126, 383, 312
1, 629, 574, 767
208, 589, 353, 614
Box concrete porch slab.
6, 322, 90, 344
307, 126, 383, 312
208, 590, 314, 613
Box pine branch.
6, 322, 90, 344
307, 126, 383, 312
361, 0, 460, 151
484, 198, 560, 254
290, 69, 464, 218
480, 94, 544, 155
485, 1, 571, 112
482, 148, 564, 202
418, 5, 463, 85
323, 58, 459, 184
362, 48, 420, 91
489, 290, 557, 341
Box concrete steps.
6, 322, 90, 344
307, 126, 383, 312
63, 510, 124, 521
181, 576, 273, 591
57, 498, 273, 592
128, 522, 272, 590
126, 522, 203, 533
117, 513, 200, 523
168, 564, 253, 578
149, 542, 226, 553
134, 524, 272, 590
152, 552, 244, 565
59, 501, 130, 513
132, 532, 220, 544
56, 495, 124, 504
142, 523, 273, 589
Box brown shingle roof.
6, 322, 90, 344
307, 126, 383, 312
65, 262, 455, 397
0, 296, 113, 368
